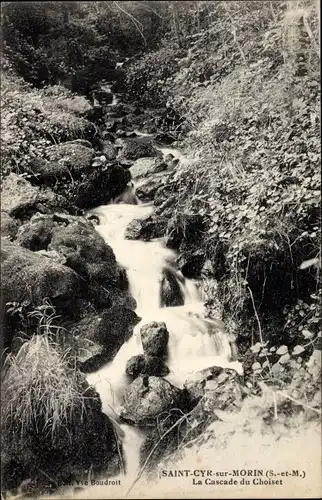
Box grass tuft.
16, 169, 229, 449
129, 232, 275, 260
1, 332, 90, 451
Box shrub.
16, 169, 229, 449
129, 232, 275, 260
1, 334, 87, 448
1, 328, 121, 494
153, 0, 320, 372
1, 71, 96, 176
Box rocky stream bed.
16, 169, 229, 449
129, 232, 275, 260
1, 77, 318, 499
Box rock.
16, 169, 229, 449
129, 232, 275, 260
1, 173, 77, 221
116, 129, 127, 137
45, 142, 94, 167
125, 354, 170, 379
75, 337, 106, 373
155, 133, 175, 144
102, 140, 117, 161
1, 174, 47, 218
165, 213, 205, 250
0, 211, 20, 240
16, 215, 56, 251
117, 158, 134, 169
86, 213, 100, 225
135, 172, 170, 202
1, 377, 121, 492
48, 219, 119, 306
164, 153, 175, 164
140, 321, 169, 358
117, 140, 159, 163
124, 214, 166, 241
70, 306, 141, 369
27, 141, 95, 183
74, 164, 131, 209
184, 366, 245, 412
124, 219, 142, 240
35, 249, 67, 265
160, 267, 184, 307
1, 240, 81, 348
1, 240, 81, 308
26, 157, 68, 183
130, 157, 167, 180
120, 376, 185, 426
110, 288, 137, 310
177, 248, 206, 279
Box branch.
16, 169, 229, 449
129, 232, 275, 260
247, 285, 263, 344
113, 1, 147, 47
125, 409, 194, 496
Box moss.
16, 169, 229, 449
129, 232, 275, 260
1, 334, 121, 494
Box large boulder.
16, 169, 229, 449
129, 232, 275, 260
120, 376, 186, 426
160, 267, 185, 307
26, 142, 95, 185
125, 354, 170, 379
135, 172, 170, 202
0, 211, 20, 240
117, 140, 159, 164
1, 239, 81, 309
16, 215, 56, 251
48, 219, 120, 306
124, 214, 166, 241
140, 321, 169, 358
35, 249, 67, 265
165, 213, 205, 250
69, 306, 141, 371
101, 140, 117, 161
184, 366, 246, 414
130, 157, 167, 180
1, 368, 121, 493
73, 164, 131, 209
1, 240, 81, 348
46, 142, 95, 175
1, 174, 77, 221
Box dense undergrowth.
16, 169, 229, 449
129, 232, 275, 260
124, 0, 321, 411
1, 69, 98, 177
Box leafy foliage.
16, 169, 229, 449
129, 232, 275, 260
1, 71, 96, 176
150, 0, 320, 389
1, 1, 182, 91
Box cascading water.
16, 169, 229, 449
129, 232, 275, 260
85, 173, 242, 494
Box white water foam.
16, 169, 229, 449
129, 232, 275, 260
84, 198, 242, 492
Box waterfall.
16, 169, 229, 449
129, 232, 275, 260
74, 81, 242, 494
85, 185, 242, 493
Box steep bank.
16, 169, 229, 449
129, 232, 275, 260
1, 69, 141, 495
122, 0, 321, 391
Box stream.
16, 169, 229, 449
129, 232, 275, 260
60, 87, 242, 497
82, 147, 242, 496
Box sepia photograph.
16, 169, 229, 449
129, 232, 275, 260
0, 1, 321, 499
